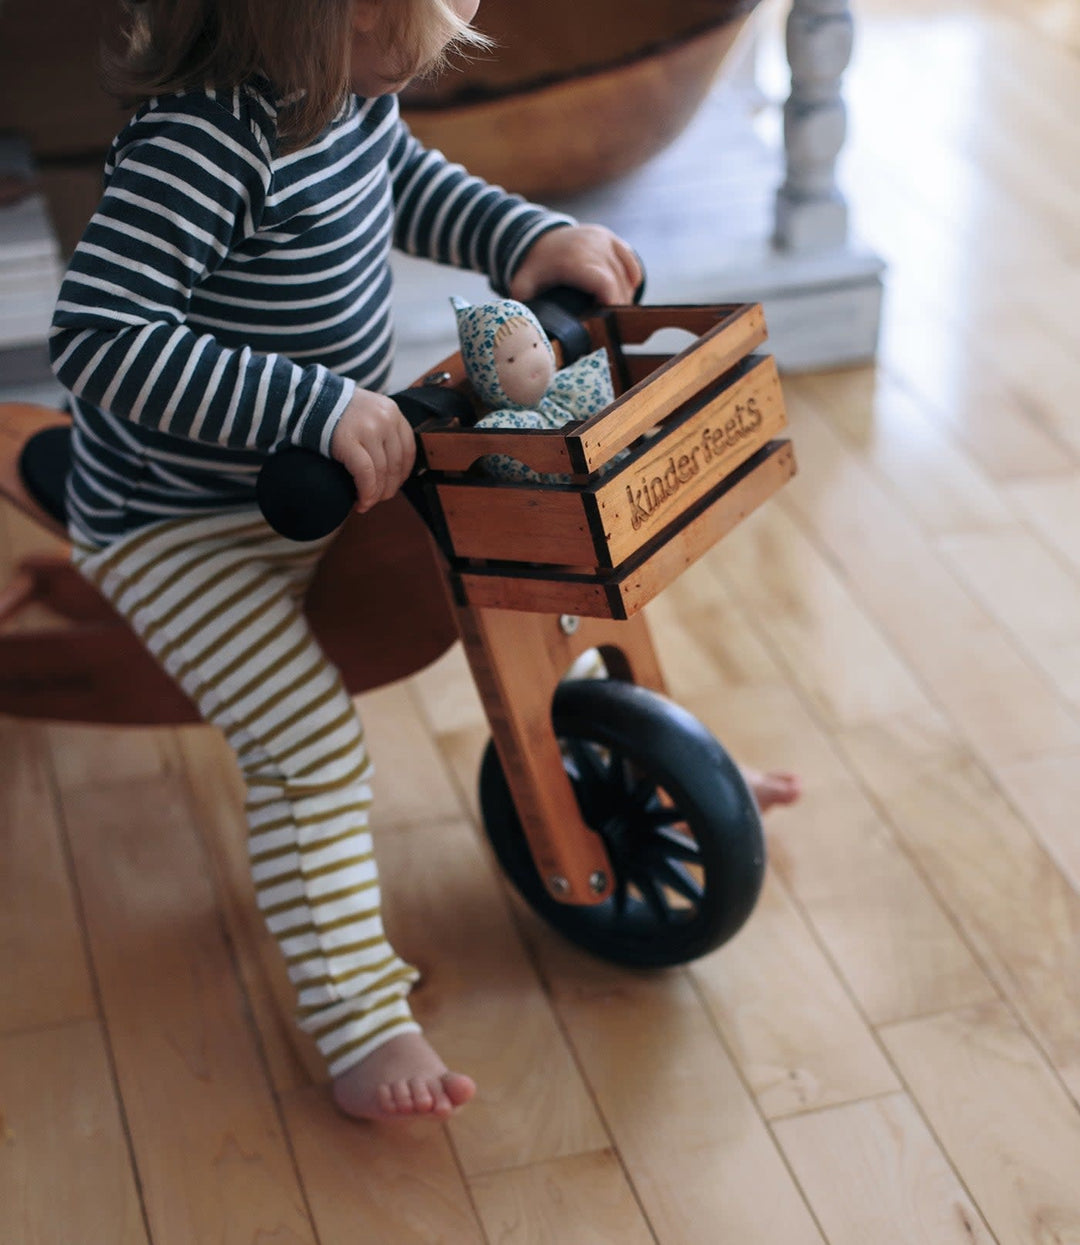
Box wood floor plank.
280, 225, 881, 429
690, 872, 901, 1118
1007, 473, 1080, 577
875, 299, 1075, 481
50, 763, 317, 1245
751, 780, 996, 1027
704, 510, 929, 731
45, 721, 184, 793
373, 819, 611, 1177
410, 645, 486, 739
879, 256, 1080, 467
282, 1084, 486, 1245
643, 566, 787, 701
523, 940, 825, 1245
0, 720, 95, 1034
774, 1093, 995, 1245
470, 1151, 654, 1245
844, 16, 1080, 474
859, 95, 1079, 301
679, 680, 855, 797
425, 720, 488, 829
642, 564, 856, 793
881, 1002, 1080, 1245
982, 11, 1080, 159
997, 751, 1080, 898
769, 400, 1080, 762
852, 11, 1080, 297
791, 370, 1014, 539
0, 1020, 148, 1245
355, 681, 470, 829
409, 648, 490, 825
839, 712, 1080, 1101
680, 677, 996, 1034
1003, 0, 1080, 52
864, 190, 1076, 361
937, 527, 1080, 706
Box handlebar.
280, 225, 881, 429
255, 384, 470, 542
256, 278, 644, 542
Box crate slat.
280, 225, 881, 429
434, 353, 785, 570
608, 304, 750, 346
566, 303, 768, 471
435, 484, 596, 566
421, 425, 576, 475
453, 440, 796, 618
592, 354, 785, 567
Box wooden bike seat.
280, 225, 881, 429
0, 403, 458, 724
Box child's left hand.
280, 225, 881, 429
509, 224, 641, 306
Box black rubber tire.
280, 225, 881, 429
479, 679, 765, 967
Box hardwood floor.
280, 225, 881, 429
4, 0, 1080, 1240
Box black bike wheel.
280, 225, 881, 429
479, 679, 765, 967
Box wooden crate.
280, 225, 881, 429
417, 303, 796, 618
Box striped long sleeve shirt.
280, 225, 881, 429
50, 83, 571, 547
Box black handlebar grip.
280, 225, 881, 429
256, 448, 355, 542
525, 264, 646, 364
256, 385, 471, 541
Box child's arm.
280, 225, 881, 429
388, 118, 640, 306
49, 95, 354, 460
387, 118, 575, 297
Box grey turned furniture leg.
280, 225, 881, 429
774, 0, 855, 253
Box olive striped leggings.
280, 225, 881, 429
73, 508, 420, 1078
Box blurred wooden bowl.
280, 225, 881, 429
401, 0, 761, 199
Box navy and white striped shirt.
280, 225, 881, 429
50, 83, 570, 547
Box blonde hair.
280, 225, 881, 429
105, 0, 491, 153
493, 315, 537, 346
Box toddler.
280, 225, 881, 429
50, 0, 796, 1124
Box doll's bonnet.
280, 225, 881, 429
450, 295, 557, 410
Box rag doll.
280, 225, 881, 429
451, 295, 615, 483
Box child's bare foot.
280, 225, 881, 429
331, 1032, 476, 1122
742, 767, 802, 813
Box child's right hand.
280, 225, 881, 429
330, 389, 416, 513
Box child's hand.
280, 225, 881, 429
509, 224, 641, 306
330, 389, 416, 513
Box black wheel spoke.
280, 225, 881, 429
607, 751, 634, 797
634, 870, 674, 924
643, 803, 691, 832
651, 826, 701, 864
650, 856, 704, 905
565, 737, 607, 787
564, 738, 610, 820
612, 872, 631, 921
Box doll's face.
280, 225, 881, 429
492, 321, 555, 406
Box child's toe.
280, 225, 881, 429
410, 1077, 436, 1113
431, 1082, 455, 1118
443, 1072, 477, 1109
390, 1079, 415, 1113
